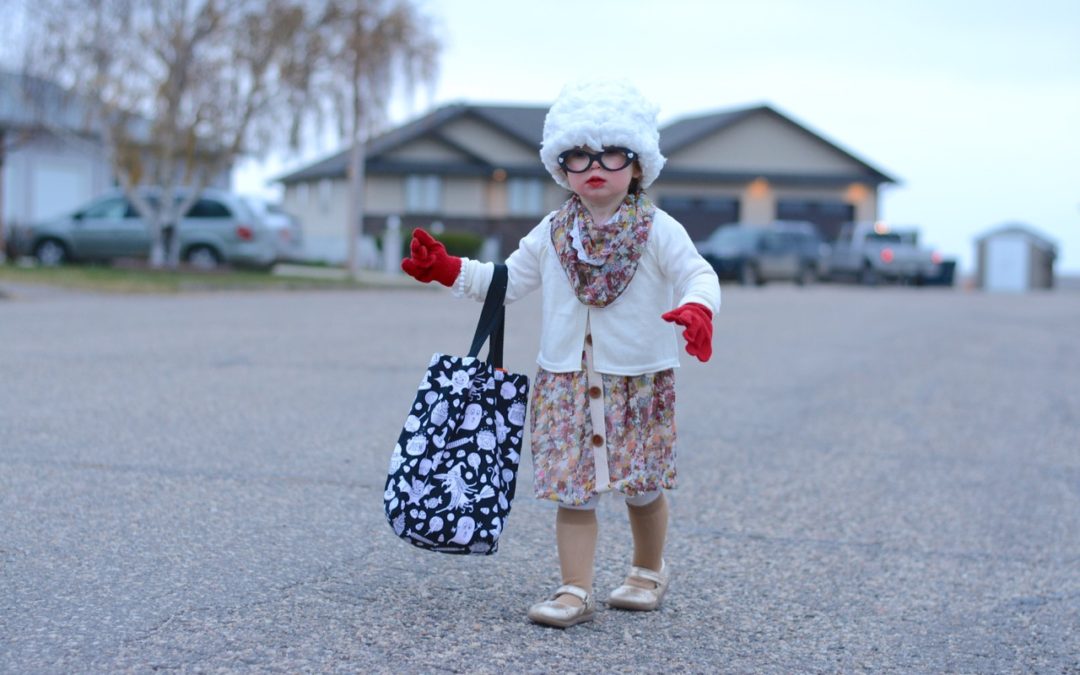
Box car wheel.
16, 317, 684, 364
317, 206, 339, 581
858, 262, 878, 286
185, 245, 222, 271
795, 264, 816, 286
34, 239, 69, 266
739, 262, 760, 287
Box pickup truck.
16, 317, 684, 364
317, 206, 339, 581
821, 222, 943, 285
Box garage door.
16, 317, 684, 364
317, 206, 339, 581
776, 199, 854, 241
657, 196, 739, 242
32, 157, 93, 221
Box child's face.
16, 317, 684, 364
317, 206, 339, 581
563, 146, 641, 205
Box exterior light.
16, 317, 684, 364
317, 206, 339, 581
748, 177, 769, 198
845, 183, 868, 202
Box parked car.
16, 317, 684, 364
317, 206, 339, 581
820, 221, 942, 285
243, 196, 305, 263
17, 187, 278, 269
696, 221, 826, 286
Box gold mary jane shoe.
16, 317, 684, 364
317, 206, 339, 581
606, 560, 669, 611
527, 584, 596, 628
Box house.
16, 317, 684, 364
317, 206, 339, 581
974, 224, 1057, 292
1, 71, 115, 253
275, 101, 897, 264
0, 71, 230, 256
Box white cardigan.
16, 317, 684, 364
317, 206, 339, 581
454, 208, 721, 376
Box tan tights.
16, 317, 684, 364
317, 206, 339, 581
555, 506, 597, 608
553, 492, 669, 606
626, 492, 668, 588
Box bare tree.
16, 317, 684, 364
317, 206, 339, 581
292, 0, 439, 276
22, 0, 438, 270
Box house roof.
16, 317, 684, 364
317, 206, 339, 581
661, 104, 897, 184
976, 223, 1057, 252
275, 101, 899, 186
0, 70, 98, 133
275, 103, 550, 184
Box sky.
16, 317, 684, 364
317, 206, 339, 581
10, 0, 1076, 273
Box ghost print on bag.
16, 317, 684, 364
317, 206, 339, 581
384, 351, 529, 555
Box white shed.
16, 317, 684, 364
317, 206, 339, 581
975, 224, 1057, 292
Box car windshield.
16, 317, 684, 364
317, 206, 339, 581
866, 233, 902, 244
710, 228, 759, 248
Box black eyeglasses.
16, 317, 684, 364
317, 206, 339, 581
557, 147, 637, 173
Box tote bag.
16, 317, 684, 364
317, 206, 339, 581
384, 265, 529, 554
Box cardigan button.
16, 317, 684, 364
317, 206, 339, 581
591, 434, 604, 447
588, 386, 602, 399
585, 334, 593, 345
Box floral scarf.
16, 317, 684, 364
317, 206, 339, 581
550, 192, 655, 307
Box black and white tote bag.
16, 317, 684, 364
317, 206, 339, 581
384, 265, 529, 555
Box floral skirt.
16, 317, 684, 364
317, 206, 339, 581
529, 354, 677, 505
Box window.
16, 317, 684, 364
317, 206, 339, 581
507, 178, 544, 215
185, 199, 233, 219
81, 198, 129, 220
405, 175, 442, 213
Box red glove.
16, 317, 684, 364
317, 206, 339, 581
400, 228, 462, 286
661, 303, 714, 363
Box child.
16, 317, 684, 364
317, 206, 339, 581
401, 80, 720, 628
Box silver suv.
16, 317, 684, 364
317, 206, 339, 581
18, 188, 278, 269
697, 221, 827, 286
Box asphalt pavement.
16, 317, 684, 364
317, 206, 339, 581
1, 281, 1078, 673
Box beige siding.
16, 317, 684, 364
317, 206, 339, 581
741, 179, 775, 224
284, 176, 403, 224
309, 181, 348, 236
844, 183, 878, 222
440, 117, 537, 165
441, 178, 487, 216
366, 175, 404, 212
487, 181, 508, 218
666, 111, 864, 174
384, 138, 471, 163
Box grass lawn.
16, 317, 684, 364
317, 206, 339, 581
0, 262, 367, 294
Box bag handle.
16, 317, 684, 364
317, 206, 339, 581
468, 264, 508, 367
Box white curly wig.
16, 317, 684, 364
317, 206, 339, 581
540, 80, 666, 191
